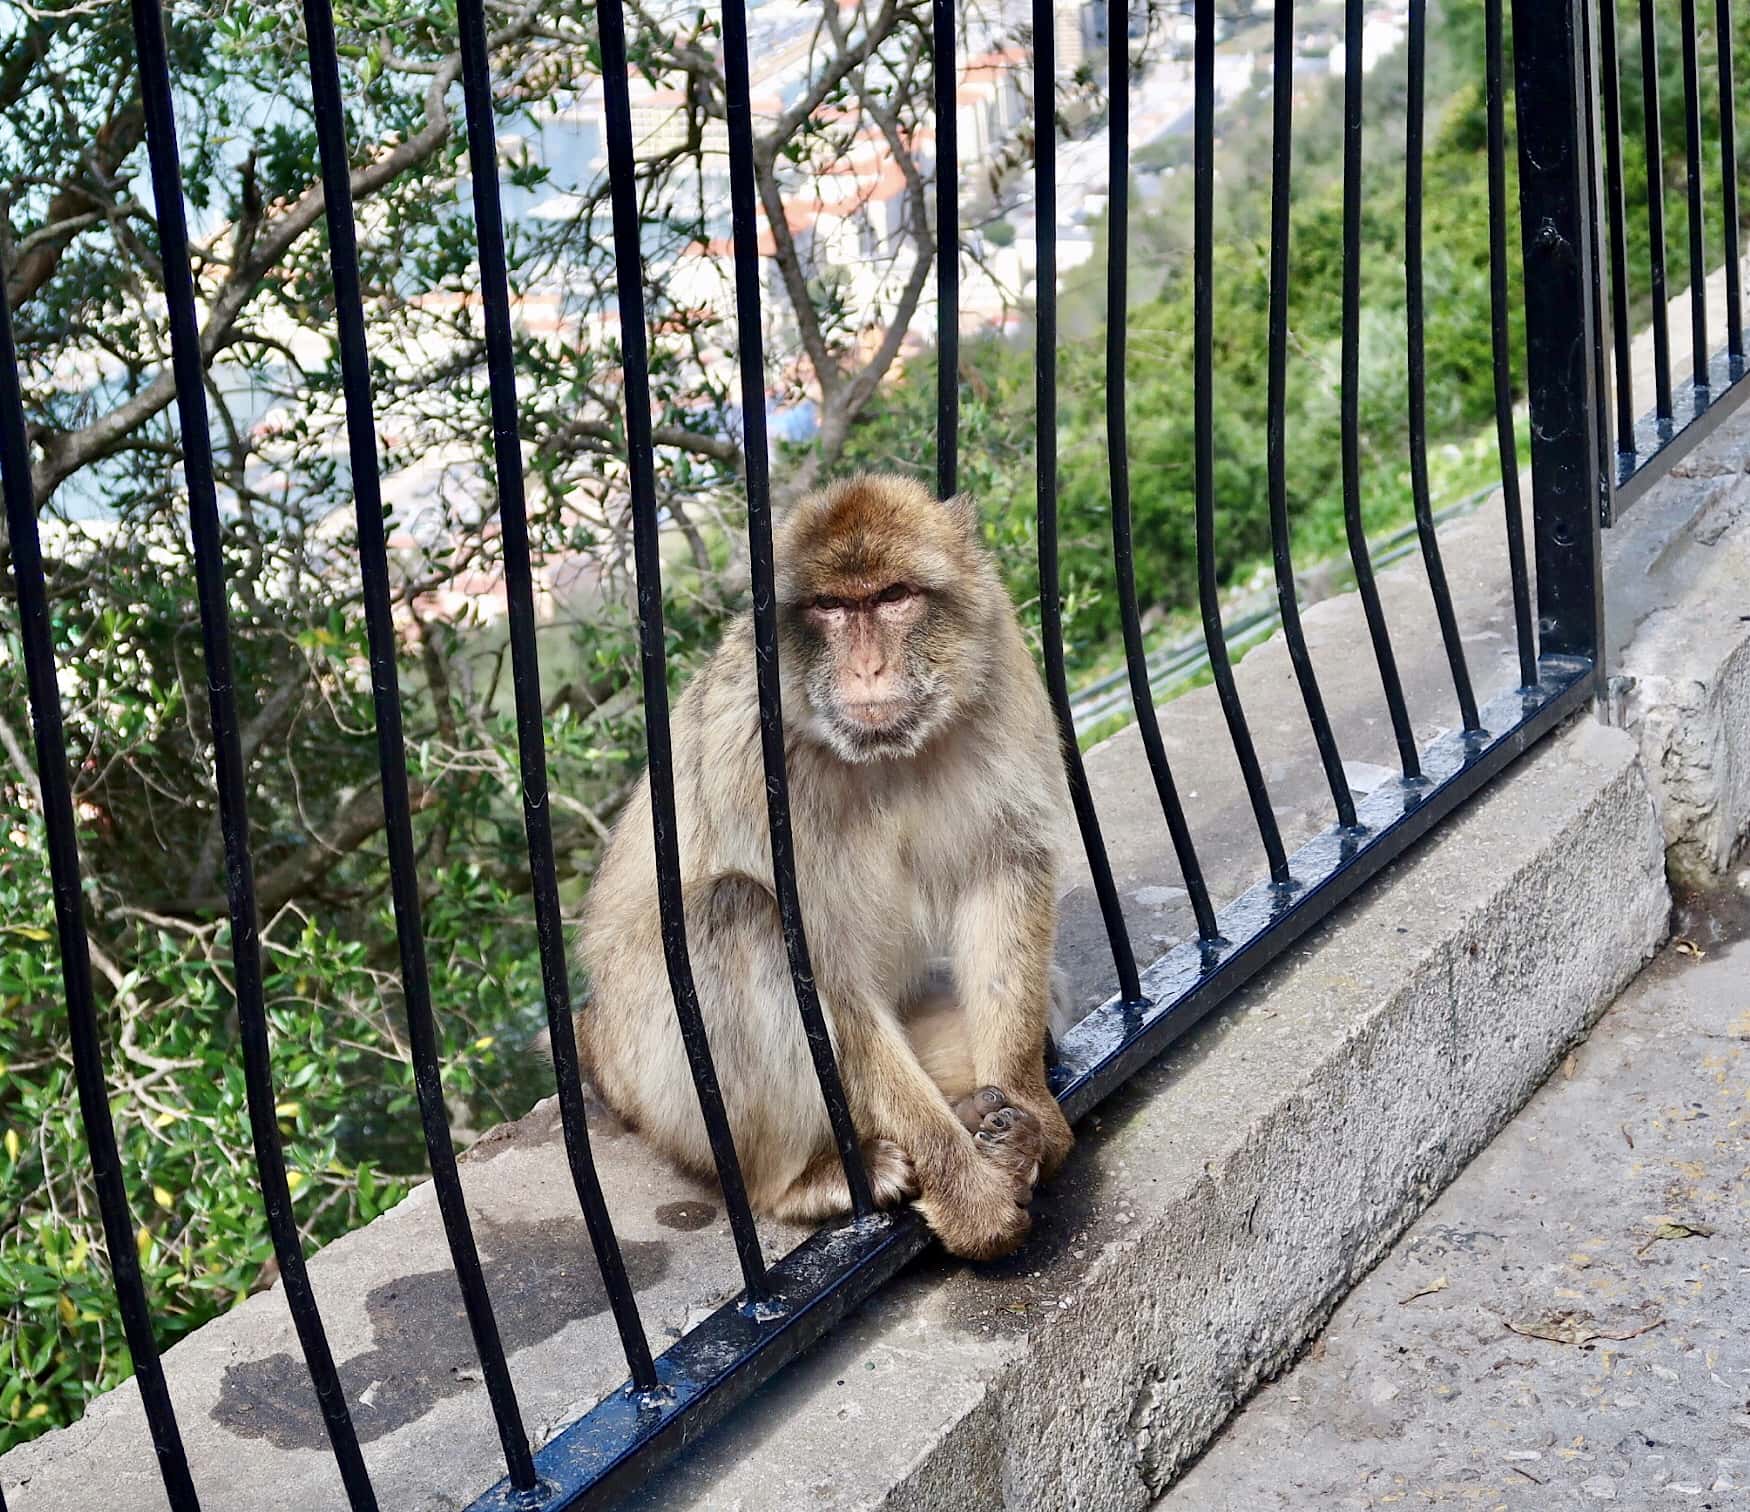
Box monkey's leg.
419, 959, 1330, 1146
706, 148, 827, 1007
683, 875, 921, 1223
902, 992, 1044, 1204
824, 997, 1035, 1261
951, 866, 1075, 1176
693, 879, 1032, 1259
900, 983, 978, 1106
763, 1139, 919, 1224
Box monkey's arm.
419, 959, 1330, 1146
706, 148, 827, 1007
816, 975, 1034, 1261
951, 852, 1075, 1176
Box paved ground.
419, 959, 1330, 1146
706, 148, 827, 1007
1159, 873, 1750, 1511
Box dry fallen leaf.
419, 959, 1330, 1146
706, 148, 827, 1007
1636, 1220, 1716, 1257
1561, 1053, 1579, 1080
1504, 1312, 1666, 1347
1398, 1275, 1450, 1306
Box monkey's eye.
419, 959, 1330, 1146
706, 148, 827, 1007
812, 595, 846, 612
874, 583, 913, 604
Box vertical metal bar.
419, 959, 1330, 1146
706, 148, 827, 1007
1341, 0, 1422, 778
1681, 0, 1711, 392
1718, 0, 1743, 365
297, 0, 538, 1487
596, 0, 779, 1289
1262, 3, 1358, 830
0, 300, 201, 1511
1598, 0, 1639, 455
127, 0, 378, 1497
720, 0, 876, 1215
1109, 5, 1222, 936
1487, 0, 1541, 689
1512, 0, 1607, 680
1640, 0, 1675, 424
1405, 0, 1482, 732
1580, 0, 1619, 530
1194, 0, 1292, 879
934, 0, 959, 500
454, 0, 659, 1389
1035, 0, 1146, 1003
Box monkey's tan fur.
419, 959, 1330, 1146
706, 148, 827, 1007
578, 474, 1074, 1260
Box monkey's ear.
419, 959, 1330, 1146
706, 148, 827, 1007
943, 490, 980, 538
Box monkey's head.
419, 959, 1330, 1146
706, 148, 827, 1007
777, 473, 1002, 764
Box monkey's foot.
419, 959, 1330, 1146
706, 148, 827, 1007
952, 1085, 1043, 1204
863, 1137, 921, 1208
765, 1137, 917, 1224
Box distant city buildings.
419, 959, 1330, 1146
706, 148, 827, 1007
244, 0, 1414, 605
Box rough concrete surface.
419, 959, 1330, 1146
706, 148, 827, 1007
1158, 879, 1750, 1511
1613, 441, 1750, 881
1609, 259, 1750, 883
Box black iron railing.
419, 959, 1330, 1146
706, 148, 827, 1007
1605, 0, 1750, 509
2, 0, 1745, 1507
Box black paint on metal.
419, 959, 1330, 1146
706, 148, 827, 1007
1035, 0, 1146, 1004
1266, 0, 1358, 831
722, 0, 876, 1215
1109, 10, 1222, 937
1342, 0, 1421, 777
1616, 349, 1750, 508
1194, 0, 1291, 884
1597, 0, 1639, 460
298, 0, 538, 1486
1405, 0, 1482, 731
1639, 0, 1675, 423
1487, 0, 1541, 688
455, 0, 660, 1391
596, 0, 776, 1297
1680, 0, 1711, 393
1513, 0, 1607, 679
934, 0, 959, 500
129, 0, 379, 1496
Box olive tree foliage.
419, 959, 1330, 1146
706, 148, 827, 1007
0, 0, 963, 1442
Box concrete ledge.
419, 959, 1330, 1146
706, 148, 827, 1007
1612, 423, 1750, 881
622, 716, 1668, 1511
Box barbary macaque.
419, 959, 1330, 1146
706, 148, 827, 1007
577, 474, 1075, 1260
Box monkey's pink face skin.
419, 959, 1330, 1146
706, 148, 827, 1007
800, 584, 942, 761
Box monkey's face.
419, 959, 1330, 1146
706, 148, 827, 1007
796, 582, 948, 761
778, 475, 993, 765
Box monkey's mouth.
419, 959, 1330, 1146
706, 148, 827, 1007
842, 699, 909, 729
828, 701, 929, 760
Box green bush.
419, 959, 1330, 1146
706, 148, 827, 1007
0, 789, 556, 1442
